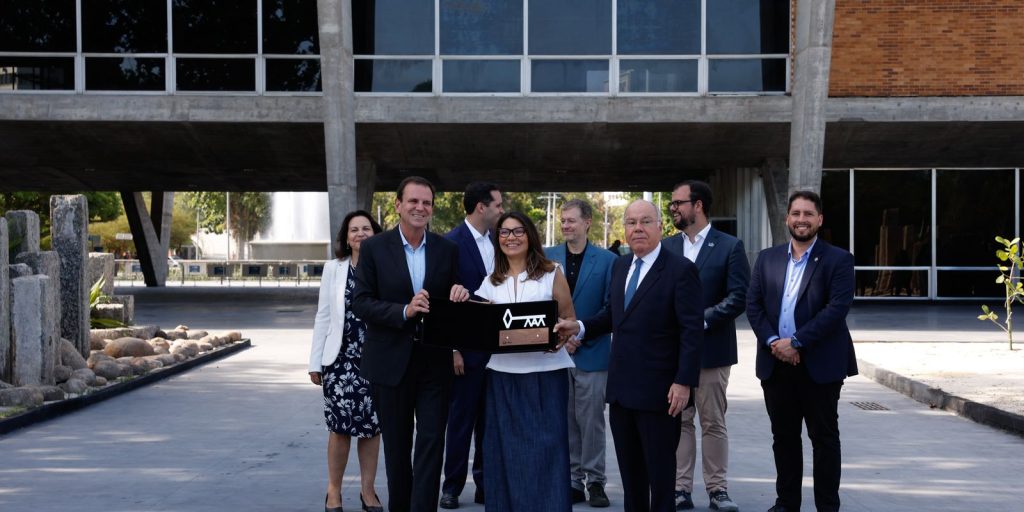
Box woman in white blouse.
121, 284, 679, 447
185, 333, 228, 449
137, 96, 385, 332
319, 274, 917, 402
309, 210, 384, 512
475, 211, 576, 512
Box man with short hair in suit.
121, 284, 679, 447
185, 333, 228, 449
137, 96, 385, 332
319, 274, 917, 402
545, 198, 617, 508
352, 176, 470, 512
439, 182, 504, 509
746, 190, 857, 512
556, 199, 704, 512
662, 180, 749, 512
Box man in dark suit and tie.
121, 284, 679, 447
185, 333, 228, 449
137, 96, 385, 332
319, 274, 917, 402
439, 182, 504, 509
353, 176, 469, 512
746, 190, 857, 512
545, 198, 617, 508
556, 199, 704, 512
662, 181, 748, 512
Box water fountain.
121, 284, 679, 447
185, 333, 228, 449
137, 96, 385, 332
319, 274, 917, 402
249, 192, 331, 260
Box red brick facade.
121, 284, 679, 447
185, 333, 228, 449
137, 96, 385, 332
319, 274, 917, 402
828, 0, 1024, 97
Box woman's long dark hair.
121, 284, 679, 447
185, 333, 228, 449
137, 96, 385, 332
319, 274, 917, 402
489, 211, 555, 286
335, 210, 383, 260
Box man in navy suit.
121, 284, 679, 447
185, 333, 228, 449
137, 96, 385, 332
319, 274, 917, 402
439, 182, 504, 509
353, 176, 469, 512
662, 181, 748, 512
746, 190, 857, 512
557, 199, 703, 512
545, 198, 616, 508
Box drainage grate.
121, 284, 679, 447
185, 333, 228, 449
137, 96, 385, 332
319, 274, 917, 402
850, 401, 889, 411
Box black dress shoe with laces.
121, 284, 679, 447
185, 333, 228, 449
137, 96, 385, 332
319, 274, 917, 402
587, 483, 610, 508
474, 488, 485, 504
439, 493, 459, 509
766, 505, 791, 512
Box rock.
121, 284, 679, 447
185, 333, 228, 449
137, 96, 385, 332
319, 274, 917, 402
170, 340, 199, 358
87, 252, 115, 296
36, 385, 65, 401
128, 359, 149, 375
148, 338, 170, 354
90, 337, 109, 350
142, 358, 163, 371
92, 304, 127, 324
151, 354, 177, 366
0, 219, 8, 384
198, 342, 214, 352
53, 365, 72, 383
0, 387, 44, 407
105, 295, 135, 324
59, 338, 88, 370
165, 330, 188, 340
225, 331, 242, 342
87, 352, 115, 368
91, 360, 122, 381
71, 368, 97, 386
89, 325, 159, 345
187, 330, 209, 340
117, 364, 132, 377
10, 275, 52, 385
14, 251, 62, 384
0, 380, 13, 389
51, 195, 90, 357
103, 337, 156, 358
154, 329, 168, 339
93, 376, 107, 387
59, 378, 87, 395
8, 263, 32, 279
172, 353, 186, 362
175, 325, 189, 331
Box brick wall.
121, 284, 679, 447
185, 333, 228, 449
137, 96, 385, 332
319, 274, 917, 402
829, 0, 1024, 97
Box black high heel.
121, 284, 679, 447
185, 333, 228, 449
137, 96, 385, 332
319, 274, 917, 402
360, 492, 384, 512
325, 493, 344, 512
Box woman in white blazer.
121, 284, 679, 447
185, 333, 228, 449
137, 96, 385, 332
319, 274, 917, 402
310, 210, 384, 512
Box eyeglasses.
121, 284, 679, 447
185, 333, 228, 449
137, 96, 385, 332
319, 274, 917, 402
498, 227, 528, 238
624, 218, 659, 229
668, 200, 694, 210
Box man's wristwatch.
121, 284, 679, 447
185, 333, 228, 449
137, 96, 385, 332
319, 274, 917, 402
790, 336, 802, 349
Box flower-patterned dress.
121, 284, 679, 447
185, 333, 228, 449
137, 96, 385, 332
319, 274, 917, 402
321, 265, 380, 437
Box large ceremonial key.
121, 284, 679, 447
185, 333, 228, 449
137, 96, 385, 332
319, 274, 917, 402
421, 299, 559, 353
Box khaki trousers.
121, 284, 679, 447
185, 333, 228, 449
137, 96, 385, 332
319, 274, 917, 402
675, 365, 731, 493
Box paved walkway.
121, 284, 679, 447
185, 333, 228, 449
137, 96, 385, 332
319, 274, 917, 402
1, 290, 1022, 511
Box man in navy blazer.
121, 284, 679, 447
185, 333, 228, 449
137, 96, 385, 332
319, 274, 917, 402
662, 180, 748, 512
746, 190, 857, 512
557, 199, 703, 512
439, 182, 504, 509
545, 198, 617, 508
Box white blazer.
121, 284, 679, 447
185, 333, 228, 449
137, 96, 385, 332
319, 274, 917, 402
308, 257, 351, 372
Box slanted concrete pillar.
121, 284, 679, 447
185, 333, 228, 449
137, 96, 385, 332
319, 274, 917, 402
121, 192, 173, 287
15, 251, 62, 383
0, 218, 9, 383
318, 0, 359, 242
5, 210, 40, 256
357, 160, 377, 213
50, 195, 90, 357
788, 0, 836, 194
10, 275, 54, 386
761, 158, 790, 246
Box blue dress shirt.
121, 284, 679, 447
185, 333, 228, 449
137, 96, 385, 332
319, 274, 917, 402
399, 227, 427, 320
768, 238, 818, 347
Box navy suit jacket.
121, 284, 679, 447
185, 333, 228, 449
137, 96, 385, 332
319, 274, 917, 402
445, 221, 491, 368
581, 246, 704, 412
352, 227, 460, 387
545, 242, 616, 372
746, 239, 859, 384
663, 228, 750, 368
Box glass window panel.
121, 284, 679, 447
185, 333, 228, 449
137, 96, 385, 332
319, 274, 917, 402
617, 0, 699, 55
176, 58, 255, 91
529, 0, 611, 55
708, 58, 786, 92
856, 270, 928, 298
0, 57, 74, 90
86, 57, 165, 91
937, 271, 1002, 298
440, 0, 522, 55
354, 59, 432, 92
937, 169, 1014, 266
83, 0, 168, 53
0, 1, 76, 52
707, 0, 790, 55
266, 58, 322, 91
619, 60, 696, 93
820, 170, 850, 250
172, 0, 257, 54
531, 60, 609, 93
263, 0, 319, 55
853, 170, 931, 267
353, 0, 434, 55
443, 60, 519, 93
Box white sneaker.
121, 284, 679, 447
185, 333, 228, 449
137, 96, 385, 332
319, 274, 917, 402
709, 489, 739, 512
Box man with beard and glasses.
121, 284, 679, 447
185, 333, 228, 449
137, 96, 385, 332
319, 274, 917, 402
662, 181, 748, 512
746, 190, 857, 512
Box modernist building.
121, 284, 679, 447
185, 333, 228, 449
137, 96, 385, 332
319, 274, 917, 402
1, 0, 1023, 299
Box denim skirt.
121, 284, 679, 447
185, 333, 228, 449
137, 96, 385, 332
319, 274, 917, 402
484, 368, 571, 512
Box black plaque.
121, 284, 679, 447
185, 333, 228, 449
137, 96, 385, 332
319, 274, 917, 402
422, 300, 559, 354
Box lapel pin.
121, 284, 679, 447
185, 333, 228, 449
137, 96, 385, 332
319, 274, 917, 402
708, 242, 715, 247
814, 257, 819, 262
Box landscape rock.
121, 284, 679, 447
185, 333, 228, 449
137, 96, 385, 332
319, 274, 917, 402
186, 330, 209, 340
14, 251, 62, 383
148, 338, 170, 354
154, 329, 168, 339
165, 330, 188, 340
11, 275, 46, 385
71, 368, 97, 386
86, 252, 115, 296
93, 376, 107, 387
103, 337, 156, 358
172, 353, 186, 362
59, 378, 87, 395
87, 352, 115, 368
59, 339, 88, 370
0, 387, 44, 407
51, 195, 90, 357
198, 342, 214, 352
90, 337, 109, 350
170, 340, 199, 358
89, 325, 159, 345
225, 331, 242, 342
150, 354, 177, 366
117, 363, 132, 377
0, 219, 8, 384
37, 385, 65, 401
0, 380, 12, 389
5, 210, 41, 255
53, 365, 72, 383
91, 360, 122, 380
92, 304, 127, 324
8, 263, 32, 279
128, 359, 149, 375
175, 325, 189, 331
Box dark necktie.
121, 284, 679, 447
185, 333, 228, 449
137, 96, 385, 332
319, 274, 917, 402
624, 259, 644, 308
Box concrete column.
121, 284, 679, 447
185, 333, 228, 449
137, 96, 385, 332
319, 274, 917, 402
121, 192, 170, 288
4, 210, 40, 257
318, 0, 359, 243
761, 158, 791, 246
788, 0, 836, 194
15, 251, 61, 384
357, 160, 377, 213
50, 195, 90, 358
151, 192, 175, 252
0, 218, 9, 383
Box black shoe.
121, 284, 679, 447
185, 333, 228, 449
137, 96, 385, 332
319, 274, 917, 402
325, 493, 344, 512
474, 488, 485, 504
587, 483, 610, 508
674, 490, 694, 510
360, 492, 383, 512
439, 493, 459, 509
571, 487, 587, 504
766, 506, 790, 512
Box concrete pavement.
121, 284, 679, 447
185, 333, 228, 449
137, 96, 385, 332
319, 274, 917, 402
1, 290, 1022, 511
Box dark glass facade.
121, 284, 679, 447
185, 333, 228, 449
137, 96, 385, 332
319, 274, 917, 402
0, 57, 75, 90
86, 57, 165, 91
83, 0, 168, 53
